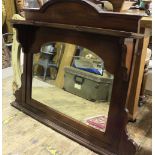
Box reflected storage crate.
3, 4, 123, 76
64, 67, 113, 102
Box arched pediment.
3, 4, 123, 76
24, 0, 142, 32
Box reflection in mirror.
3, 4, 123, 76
32, 42, 114, 132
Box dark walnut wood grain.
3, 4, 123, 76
11, 0, 143, 155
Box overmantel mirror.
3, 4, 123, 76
11, 0, 143, 154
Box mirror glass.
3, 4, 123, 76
31, 42, 114, 132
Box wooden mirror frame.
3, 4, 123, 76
11, 0, 143, 154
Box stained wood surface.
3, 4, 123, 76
22, 0, 142, 33
140, 16, 152, 28
11, 20, 143, 39
122, 9, 152, 29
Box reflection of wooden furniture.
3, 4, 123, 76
55, 44, 76, 88
11, 0, 143, 154
126, 13, 152, 121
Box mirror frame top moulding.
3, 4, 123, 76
11, 0, 143, 155
22, 0, 143, 33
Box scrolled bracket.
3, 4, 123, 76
118, 109, 138, 155
14, 24, 38, 54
